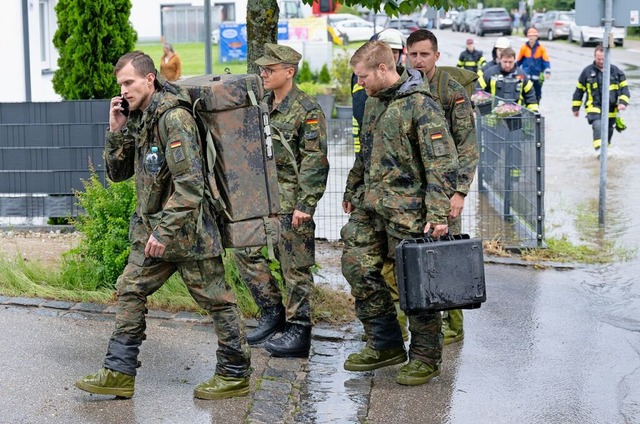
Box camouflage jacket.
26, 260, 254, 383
105, 81, 223, 263
266, 84, 329, 215
429, 67, 478, 196
360, 70, 458, 225
343, 69, 472, 204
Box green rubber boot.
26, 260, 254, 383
75, 368, 135, 398
193, 374, 250, 400
396, 359, 440, 386
442, 309, 464, 345
344, 346, 407, 372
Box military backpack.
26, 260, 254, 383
435, 66, 478, 127
161, 74, 280, 253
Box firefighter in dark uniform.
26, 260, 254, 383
457, 38, 486, 73
477, 47, 539, 111
572, 45, 630, 155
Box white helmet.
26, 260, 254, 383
377, 28, 405, 50
494, 37, 511, 49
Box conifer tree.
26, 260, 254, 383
52, 0, 137, 99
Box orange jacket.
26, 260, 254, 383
516, 41, 550, 78
160, 53, 182, 81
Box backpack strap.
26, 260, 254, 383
157, 106, 229, 235
437, 71, 454, 128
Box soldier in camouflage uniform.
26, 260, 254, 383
232, 44, 329, 358
342, 41, 458, 386
407, 29, 479, 345
75, 52, 251, 400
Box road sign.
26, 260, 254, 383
576, 0, 640, 26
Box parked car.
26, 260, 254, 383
568, 23, 625, 47
452, 10, 467, 32
474, 7, 512, 36
332, 19, 375, 44
384, 18, 420, 37
463, 9, 482, 33
439, 10, 458, 29
535, 10, 574, 40
528, 12, 544, 32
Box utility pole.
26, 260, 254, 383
598, 0, 613, 227
205, 0, 212, 74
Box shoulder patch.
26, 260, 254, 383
298, 95, 319, 112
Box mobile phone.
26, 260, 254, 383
120, 96, 129, 117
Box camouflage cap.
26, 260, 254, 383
255, 43, 302, 66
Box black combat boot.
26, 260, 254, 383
247, 305, 285, 345
264, 323, 311, 358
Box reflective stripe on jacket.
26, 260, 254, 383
572, 62, 630, 117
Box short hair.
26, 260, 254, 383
163, 42, 174, 52
594, 45, 604, 55
500, 47, 516, 59
114, 51, 156, 77
406, 29, 439, 52
350, 40, 395, 72
286, 64, 299, 76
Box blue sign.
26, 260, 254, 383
278, 21, 289, 40
220, 23, 247, 62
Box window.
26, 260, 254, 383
39, 0, 54, 70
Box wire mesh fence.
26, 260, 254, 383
0, 100, 544, 250
318, 110, 545, 249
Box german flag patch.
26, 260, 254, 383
431, 132, 443, 140
306, 118, 318, 125
455, 97, 465, 104
170, 141, 182, 148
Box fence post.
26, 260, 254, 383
535, 113, 545, 247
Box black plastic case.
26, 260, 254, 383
395, 234, 486, 314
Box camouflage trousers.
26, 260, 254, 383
233, 213, 315, 325
107, 253, 251, 378
341, 209, 442, 366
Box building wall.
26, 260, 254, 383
1, 0, 60, 102
131, 0, 249, 42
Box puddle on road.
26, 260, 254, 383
295, 338, 371, 423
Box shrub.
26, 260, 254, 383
52, 0, 137, 99
297, 61, 314, 83
331, 49, 353, 105
318, 64, 332, 84
61, 171, 136, 290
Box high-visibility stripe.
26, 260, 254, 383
489, 79, 496, 94
576, 82, 585, 90
619, 95, 630, 103
572, 100, 583, 107
620, 80, 628, 87
610, 84, 619, 90
593, 138, 601, 149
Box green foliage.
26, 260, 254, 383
62, 172, 136, 290
52, 0, 137, 100
301, 0, 472, 15
331, 49, 353, 105
297, 61, 314, 83
318, 64, 332, 84
296, 81, 333, 96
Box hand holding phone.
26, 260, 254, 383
120, 96, 129, 117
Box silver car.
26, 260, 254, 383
535, 10, 575, 41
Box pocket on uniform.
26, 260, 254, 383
428, 127, 451, 157
380, 195, 425, 234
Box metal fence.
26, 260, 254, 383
471, 99, 545, 248
0, 101, 108, 218
0, 100, 544, 248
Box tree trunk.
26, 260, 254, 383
246, 0, 279, 75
